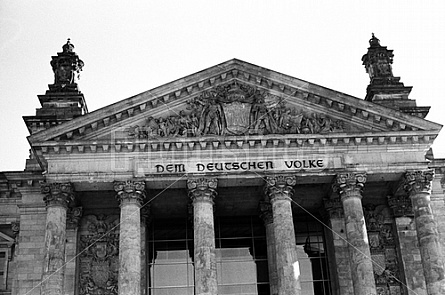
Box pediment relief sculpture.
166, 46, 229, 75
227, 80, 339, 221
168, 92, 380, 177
128, 81, 344, 139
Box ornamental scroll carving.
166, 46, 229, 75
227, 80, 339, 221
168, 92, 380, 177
41, 182, 74, 208
128, 81, 344, 138
79, 214, 119, 295
363, 204, 402, 295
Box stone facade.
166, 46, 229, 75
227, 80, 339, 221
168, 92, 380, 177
1, 36, 445, 295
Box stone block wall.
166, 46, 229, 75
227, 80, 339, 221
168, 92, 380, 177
12, 206, 46, 295
11, 187, 46, 295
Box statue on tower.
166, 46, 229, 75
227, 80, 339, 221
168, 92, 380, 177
362, 33, 414, 104
49, 39, 84, 92
362, 33, 394, 80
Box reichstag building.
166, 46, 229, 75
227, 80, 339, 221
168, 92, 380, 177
1, 35, 445, 295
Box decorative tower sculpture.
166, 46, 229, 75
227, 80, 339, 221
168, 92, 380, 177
23, 39, 88, 171
23, 39, 88, 135
362, 34, 429, 118
49, 38, 85, 92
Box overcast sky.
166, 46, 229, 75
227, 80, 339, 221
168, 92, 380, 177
1, 1, 445, 171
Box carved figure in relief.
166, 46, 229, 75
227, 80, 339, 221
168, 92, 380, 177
251, 97, 271, 134
128, 81, 346, 138
203, 100, 224, 135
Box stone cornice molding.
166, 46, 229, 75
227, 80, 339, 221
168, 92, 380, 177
187, 177, 218, 204
403, 170, 435, 196
30, 130, 437, 156
41, 182, 74, 209
333, 172, 367, 201
114, 180, 146, 207
258, 200, 273, 224
264, 175, 296, 202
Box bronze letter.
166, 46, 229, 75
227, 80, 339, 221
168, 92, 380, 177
155, 165, 164, 173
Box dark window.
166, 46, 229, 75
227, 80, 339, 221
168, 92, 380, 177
147, 218, 194, 295
215, 216, 269, 295
295, 214, 332, 295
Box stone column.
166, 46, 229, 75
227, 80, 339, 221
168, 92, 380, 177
187, 177, 218, 295
114, 180, 146, 295
333, 173, 376, 295
40, 182, 74, 295
387, 193, 427, 295
404, 170, 445, 295
323, 197, 353, 295
264, 175, 300, 295
259, 200, 278, 295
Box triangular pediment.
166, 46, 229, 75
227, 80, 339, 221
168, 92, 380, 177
28, 59, 442, 150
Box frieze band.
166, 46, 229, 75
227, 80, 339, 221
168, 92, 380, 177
150, 158, 328, 175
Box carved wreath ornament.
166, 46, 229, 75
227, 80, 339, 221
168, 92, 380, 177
128, 82, 344, 138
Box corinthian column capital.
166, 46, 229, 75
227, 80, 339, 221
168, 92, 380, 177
41, 182, 74, 208
264, 175, 296, 202
404, 170, 435, 195
114, 180, 146, 207
187, 178, 218, 203
333, 173, 366, 201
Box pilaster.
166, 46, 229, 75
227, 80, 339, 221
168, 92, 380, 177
64, 206, 82, 295
404, 170, 445, 295
264, 175, 300, 295
187, 177, 218, 295
388, 192, 427, 295
140, 204, 151, 295
114, 180, 146, 295
333, 173, 376, 295
259, 199, 278, 295
323, 197, 353, 295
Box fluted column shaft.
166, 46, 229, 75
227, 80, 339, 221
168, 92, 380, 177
188, 178, 218, 295
40, 182, 74, 295
259, 200, 278, 295
334, 173, 376, 295
265, 175, 300, 295
404, 170, 445, 295
114, 180, 146, 295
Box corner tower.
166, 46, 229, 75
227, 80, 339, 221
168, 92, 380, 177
23, 39, 88, 136
23, 39, 88, 171
362, 34, 429, 118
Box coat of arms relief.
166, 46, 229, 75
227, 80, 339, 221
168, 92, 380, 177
364, 205, 402, 295
79, 214, 119, 295
128, 81, 344, 139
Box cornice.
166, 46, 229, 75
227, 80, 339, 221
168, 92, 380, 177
28, 59, 442, 145
31, 129, 436, 156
